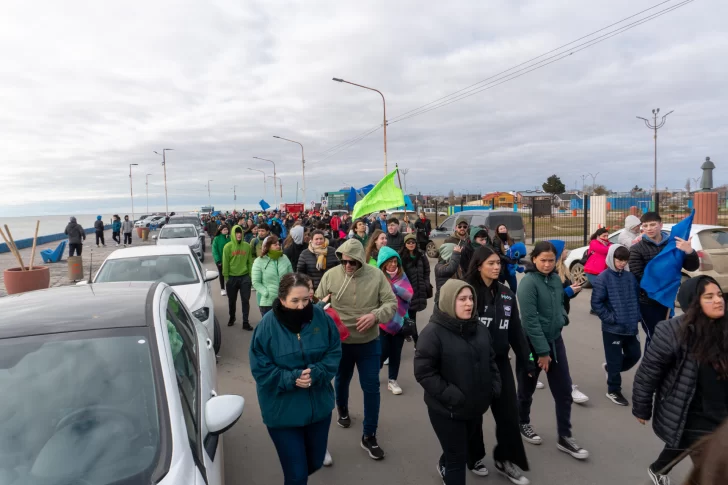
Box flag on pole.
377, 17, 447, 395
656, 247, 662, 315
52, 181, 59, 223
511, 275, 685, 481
259, 199, 270, 211
352, 169, 405, 220
640, 210, 695, 309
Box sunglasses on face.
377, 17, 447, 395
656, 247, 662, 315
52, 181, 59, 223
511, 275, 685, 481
457, 224, 468, 229
406, 240, 416, 245
341, 260, 358, 266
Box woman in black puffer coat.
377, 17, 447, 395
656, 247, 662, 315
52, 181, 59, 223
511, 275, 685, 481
296, 230, 340, 291
632, 276, 728, 483
400, 233, 431, 346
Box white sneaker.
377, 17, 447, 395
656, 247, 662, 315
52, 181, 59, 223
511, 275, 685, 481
388, 379, 402, 395
536, 380, 544, 389
602, 362, 608, 381
384, 358, 389, 365
323, 449, 333, 467
115, 243, 119, 247
571, 385, 589, 404
471, 459, 489, 476
221, 289, 227, 296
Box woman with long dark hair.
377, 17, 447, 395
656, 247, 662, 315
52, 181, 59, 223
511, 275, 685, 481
465, 246, 533, 484
584, 227, 611, 284
633, 276, 728, 485
399, 233, 431, 346
492, 224, 518, 292
365, 229, 387, 266
351, 219, 369, 247
296, 230, 339, 291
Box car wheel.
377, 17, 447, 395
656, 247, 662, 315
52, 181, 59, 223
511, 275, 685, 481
426, 241, 438, 258
213, 316, 221, 355
570, 262, 590, 288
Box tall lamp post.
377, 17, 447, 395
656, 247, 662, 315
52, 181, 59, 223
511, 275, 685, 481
207, 179, 213, 209
146, 173, 153, 213
248, 168, 267, 196
332, 77, 388, 176
637, 108, 673, 204
154, 148, 173, 215
273, 135, 305, 207
129, 163, 139, 221
253, 157, 278, 208
233, 185, 237, 211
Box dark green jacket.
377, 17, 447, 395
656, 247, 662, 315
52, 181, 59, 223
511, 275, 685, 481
516, 270, 568, 357
249, 305, 342, 429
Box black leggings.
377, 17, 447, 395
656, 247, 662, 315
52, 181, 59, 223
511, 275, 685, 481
112, 231, 120, 244
215, 262, 225, 290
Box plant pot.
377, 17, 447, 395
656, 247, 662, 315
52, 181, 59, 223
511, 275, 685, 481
3, 266, 51, 295
136, 227, 143, 238
142, 228, 150, 241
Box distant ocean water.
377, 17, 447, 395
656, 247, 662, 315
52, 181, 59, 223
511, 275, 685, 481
0, 214, 117, 240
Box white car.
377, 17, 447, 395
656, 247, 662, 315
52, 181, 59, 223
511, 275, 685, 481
155, 223, 204, 262
136, 215, 167, 228
565, 223, 728, 288
90, 245, 222, 354
0, 282, 243, 485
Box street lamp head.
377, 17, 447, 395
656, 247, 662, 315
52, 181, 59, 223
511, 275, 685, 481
273, 135, 280, 139
636, 116, 648, 121
332, 77, 344, 82
130, 163, 139, 166
164, 148, 173, 151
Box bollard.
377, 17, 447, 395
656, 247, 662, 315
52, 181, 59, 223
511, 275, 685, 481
142, 228, 150, 241
68, 256, 84, 281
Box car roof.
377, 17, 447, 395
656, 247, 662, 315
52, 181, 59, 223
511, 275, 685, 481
161, 223, 196, 229
105, 245, 193, 259
0, 282, 159, 339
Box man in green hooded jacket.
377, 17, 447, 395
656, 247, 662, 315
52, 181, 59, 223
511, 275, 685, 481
223, 225, 254, 330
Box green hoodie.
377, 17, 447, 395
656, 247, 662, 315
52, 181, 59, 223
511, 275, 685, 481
469, 226, 490, 249
222, 225, 253, 278
516, 270, 568, 357
315, 238, 397, 344
212, 232, 230, 264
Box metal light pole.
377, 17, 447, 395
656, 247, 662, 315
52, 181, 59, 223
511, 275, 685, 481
129, 163, 139, 221
637, 108, 673, 203
273, 135, 305, 206
233, 185, 237, 211
253, 157, 278, 208
333, 77, 388, 176
146, 173, 152, 213
271, 176, 282, 200
154, 148, 173, 215
400, 168, 410, 192
207, 180, 213, 209
248, 168, 267, 196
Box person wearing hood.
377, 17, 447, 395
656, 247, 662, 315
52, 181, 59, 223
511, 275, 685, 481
399, 233, 431, 347
633, 276, 728, 485
93, 215, 105, 247
121, 215, 134, 246
516, 241, 589, 461
223, 225, 254, 330
249, 272, 342, 484
444, 216, 473, 276
414, 279, 501, 485
618, 215, 642, 249
434, 243, 462, 305
284, 225, 307, 270
376, 246, 413, 396
252, 235, 294, 317
315, 238, 397, 460
297, 230, 340, 291
469, 225, 492, 250
590, 244, 642, 407
111, 215, 122, 246
212, 225, 231, 296
64, 216, 86, 257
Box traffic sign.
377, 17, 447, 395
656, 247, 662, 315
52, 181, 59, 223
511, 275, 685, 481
321, 199, 328, 206
310, 200, 316, 208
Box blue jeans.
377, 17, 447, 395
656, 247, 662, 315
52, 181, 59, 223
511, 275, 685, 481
267, 413, 332, 485
335, 338, 381, 437
602, 332, 641, 393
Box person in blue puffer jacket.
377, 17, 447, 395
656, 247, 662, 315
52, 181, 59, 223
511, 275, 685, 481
590, 244, 642, 407
249, 272, 342, 483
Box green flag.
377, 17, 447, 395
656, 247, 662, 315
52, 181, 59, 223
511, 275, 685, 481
352, 169, 404, 220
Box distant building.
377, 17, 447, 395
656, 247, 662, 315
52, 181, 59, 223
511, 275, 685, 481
482, 192, 515, 208
554, 193, 581, 210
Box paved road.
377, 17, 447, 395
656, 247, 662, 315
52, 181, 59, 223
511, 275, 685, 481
199, 243, 690, 485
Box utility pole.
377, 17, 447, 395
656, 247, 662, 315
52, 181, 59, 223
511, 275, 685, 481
207, 180, 213, 209
587, 172, 600, 194
400, 168, 410, 193
580, 175, 587, 195
273, 136, 306, 206
637, 108, 673, 204
129, 163, 138, 221
154, 149, 173, 215
146, 173, 152, 213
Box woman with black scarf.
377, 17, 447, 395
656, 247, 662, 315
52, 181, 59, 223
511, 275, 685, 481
250, 272, 342, 484
492, 224, 518, 292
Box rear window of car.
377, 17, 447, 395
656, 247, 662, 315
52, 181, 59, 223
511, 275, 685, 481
698, 229, 728, 250
486, 214, 524, 231
171, 217, 200, 226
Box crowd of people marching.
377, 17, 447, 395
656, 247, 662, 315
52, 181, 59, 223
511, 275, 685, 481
202, 208, 727, 485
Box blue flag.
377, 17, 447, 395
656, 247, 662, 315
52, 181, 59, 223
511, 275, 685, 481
640, 210, 695, 309
259, 199, 270, 211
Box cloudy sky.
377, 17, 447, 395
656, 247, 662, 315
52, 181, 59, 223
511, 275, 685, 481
1, 0, 725, 216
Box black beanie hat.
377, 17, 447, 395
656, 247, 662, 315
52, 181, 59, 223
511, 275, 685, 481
677, 276, 721, 310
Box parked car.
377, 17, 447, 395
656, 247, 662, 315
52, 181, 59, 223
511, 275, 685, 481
565, 224, 728, 290
135, 215, 166, 228
423, 208, 448, 216
426, 210, 526, 258
155, 224, 204, 262
88, 245, 221, 353
0, 282, 244, 485
169, 215, 206, 251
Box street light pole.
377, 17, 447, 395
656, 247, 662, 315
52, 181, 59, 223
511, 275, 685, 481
400, 168, 410, 192
333, 77, 388, 176
587, 172, 600, 194
207, 180, 213, 209
637, 108, 673, 203
154, 148, 173, 215
253, 157, 278, 209
248, 168, 267, 197
146, 173, 152, 213
233, 185, 237, 211
273, 135, 306, 206
129, 163, 139, 221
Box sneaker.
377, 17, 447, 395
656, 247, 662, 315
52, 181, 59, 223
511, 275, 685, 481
571, 385, 589, 404
221, 289, 227, 296
384, 358, 389, 365
557, 436, 589, 460
648, 467, 671, 485
227, 317, 235, 327
519, 424, 542, 445
323, 449, 333, 467
536, 380, 544, 389
361, 435, 385, 460
242, 322, 253, 331
115, 243, 119, 247
436, 463, 446, 483
471, 459, 489, 476
387, 379, 402, 395
495, 460, 530, 485
606, 390, 629, 406
337, 405, 351, 428
602, 362, 608, 381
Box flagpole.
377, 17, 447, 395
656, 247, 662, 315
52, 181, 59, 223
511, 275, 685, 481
395, 164, 408, 224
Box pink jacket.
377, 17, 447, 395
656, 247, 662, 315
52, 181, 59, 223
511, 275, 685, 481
584, 239, 611, 275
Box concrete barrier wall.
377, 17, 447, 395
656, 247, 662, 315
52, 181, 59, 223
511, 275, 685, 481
0, 225, 112, 254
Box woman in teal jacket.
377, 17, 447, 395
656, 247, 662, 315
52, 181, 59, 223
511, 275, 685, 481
250, 272, 342, 484
211, 225, 230, 295
252, 235, 294, 316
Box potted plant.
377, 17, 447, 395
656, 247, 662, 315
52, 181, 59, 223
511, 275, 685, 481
1, 223, 51, 295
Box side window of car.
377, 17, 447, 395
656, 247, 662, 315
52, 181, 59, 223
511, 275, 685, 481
470, 215, 486, 227
440, 216, 456, 231
608, 233, 621, 244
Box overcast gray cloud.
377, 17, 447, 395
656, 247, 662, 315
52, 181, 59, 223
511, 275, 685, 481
0, 0, 726, 216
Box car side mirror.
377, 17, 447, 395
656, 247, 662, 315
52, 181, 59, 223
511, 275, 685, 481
205, 270, 219, 282
205, 395, 244, 434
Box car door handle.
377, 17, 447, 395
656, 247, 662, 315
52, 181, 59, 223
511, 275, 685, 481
206, 338, 213, 350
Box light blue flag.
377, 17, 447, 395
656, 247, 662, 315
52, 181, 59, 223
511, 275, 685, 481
259, 199, 270, 211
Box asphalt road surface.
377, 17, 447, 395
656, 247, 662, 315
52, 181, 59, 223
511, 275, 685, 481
200, 244, 690, 485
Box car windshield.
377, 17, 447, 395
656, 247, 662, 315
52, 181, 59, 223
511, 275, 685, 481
0, 328, 162, 484
698, 229, 728, 250
95, 255, 199, 286
488, 214, 524, 231
160, 226, 197, 239
171, 217, 200, 226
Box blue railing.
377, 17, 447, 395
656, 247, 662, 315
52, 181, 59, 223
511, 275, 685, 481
0, 225, 112, 254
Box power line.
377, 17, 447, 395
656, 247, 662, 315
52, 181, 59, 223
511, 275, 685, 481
317, 124, 382, 155
310, 125, 382, 163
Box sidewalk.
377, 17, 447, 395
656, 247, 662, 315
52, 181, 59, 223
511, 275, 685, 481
0, 229, 155, 297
